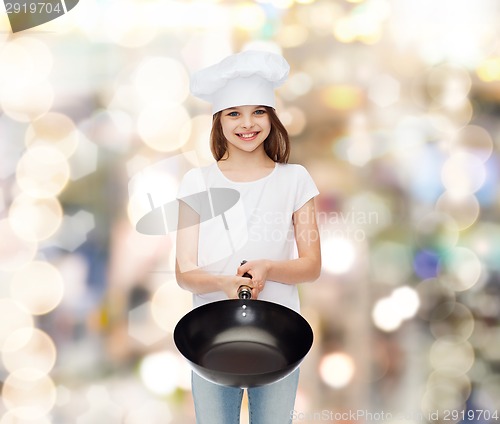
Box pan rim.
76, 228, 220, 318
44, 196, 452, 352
173, 298, 313, 384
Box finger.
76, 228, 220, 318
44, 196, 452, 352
238, 263, 252, 277
241, 270, 253, 279
252, 279, 263, 289
252, 285, 263, 299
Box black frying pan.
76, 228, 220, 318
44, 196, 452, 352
173, 266, 313, 388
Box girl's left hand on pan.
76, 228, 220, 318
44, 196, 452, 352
237, 260, 269, 299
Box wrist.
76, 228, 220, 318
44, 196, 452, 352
217, 275, 231, 291
264, 259, 272, 275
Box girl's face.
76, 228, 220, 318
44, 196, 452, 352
220, 105, 271, 157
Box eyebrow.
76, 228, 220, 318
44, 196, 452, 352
226, 106, 265, 111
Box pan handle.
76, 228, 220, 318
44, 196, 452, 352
238, 260, 252, 299
237, 285, 252, 299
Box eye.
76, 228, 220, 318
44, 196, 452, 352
254, 109, 267, 115
226, 111, 239, 117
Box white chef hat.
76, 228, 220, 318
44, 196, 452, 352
190, 50, 290, 114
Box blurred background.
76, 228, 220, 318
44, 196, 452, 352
1, 0, 500, 422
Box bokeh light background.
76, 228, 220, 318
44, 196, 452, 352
1, 0, 500, 422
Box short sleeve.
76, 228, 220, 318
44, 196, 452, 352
176, 168, 207, 215
293, 165, 319, 212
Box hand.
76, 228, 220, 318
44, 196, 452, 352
237, 260, 270, 299
219, 275, 254, 299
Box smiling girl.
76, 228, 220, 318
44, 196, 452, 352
175, 50, 321, 424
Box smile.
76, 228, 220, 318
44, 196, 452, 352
237, 132, 259, 140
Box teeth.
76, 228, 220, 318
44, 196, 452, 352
239, 133, 257, 138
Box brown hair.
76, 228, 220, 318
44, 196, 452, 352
210, 106, 290, 163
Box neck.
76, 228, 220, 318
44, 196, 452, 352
217, 152, 276, 182
220, 148, 274, 168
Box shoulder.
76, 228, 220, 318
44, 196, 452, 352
181, 162, 217, 181
276, 163, 319, 196
275, 163, 311, 178
178, 163, 217, 193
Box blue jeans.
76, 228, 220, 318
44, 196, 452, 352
192, 369, 299, 424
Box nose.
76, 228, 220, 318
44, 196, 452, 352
241, 114, 255, 129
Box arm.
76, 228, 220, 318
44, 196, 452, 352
175, 200, 252, 298
238, 197, 321, 287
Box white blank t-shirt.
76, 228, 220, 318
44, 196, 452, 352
176, 162, 319, 312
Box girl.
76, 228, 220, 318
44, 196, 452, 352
175, 50, 321, 424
